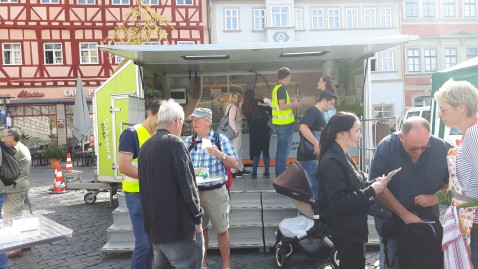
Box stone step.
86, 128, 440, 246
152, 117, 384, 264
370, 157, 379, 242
106, 228, 135, 243
208, 225, 264, 249
112, 207, 131, 226
101, 242, 134, 253
262, 191, 294, 208
229, 207, 262, 225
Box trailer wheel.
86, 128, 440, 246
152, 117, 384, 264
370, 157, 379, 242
84, 192, 97, 204
330, 247, 339, 269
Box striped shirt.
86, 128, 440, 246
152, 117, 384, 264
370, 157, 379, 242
456, 124, 478, 198
184, 130, 238, 189
456, 124, 478, 221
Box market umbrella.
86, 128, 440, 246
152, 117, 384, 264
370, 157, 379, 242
72, 77, 92, 143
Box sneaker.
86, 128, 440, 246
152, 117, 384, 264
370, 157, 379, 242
235, 171, 243, 178
251, 173, 257, 179
241, 169, 252, 176
263, 173, 270, 178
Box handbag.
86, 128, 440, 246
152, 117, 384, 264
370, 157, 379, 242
299, 131, 320, 156
217, 105, 235, 140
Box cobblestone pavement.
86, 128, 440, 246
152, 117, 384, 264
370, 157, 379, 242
7, 166, 381, 269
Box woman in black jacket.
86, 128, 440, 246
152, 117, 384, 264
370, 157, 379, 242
317, 112, 387, 269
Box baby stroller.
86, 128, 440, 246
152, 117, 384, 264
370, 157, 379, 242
273, 162, 339, 269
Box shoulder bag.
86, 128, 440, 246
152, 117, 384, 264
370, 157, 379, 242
217, 105, 235, 140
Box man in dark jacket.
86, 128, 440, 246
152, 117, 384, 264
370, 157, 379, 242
371, 116, 452, 269
138, 99, 203, 269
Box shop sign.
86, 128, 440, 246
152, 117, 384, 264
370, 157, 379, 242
63, 89, 95, 97
17, 90, 45, 98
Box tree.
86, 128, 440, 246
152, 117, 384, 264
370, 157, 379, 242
108, 1, 171, 45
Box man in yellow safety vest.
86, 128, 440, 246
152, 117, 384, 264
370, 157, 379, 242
271, 67, 300, 176
118, 100, 161, 269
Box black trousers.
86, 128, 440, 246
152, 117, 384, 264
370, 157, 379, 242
333, 236, 366, 269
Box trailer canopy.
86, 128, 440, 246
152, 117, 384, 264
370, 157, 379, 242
101, 35, 418, 74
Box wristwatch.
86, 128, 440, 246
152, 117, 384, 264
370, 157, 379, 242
222, 153, 226, 161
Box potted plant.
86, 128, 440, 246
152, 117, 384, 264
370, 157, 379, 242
43, 145, 67, 168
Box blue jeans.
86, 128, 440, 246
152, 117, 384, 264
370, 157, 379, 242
471, 229, 478, 267
152, 231, 204, 269
300, 160, 318, 200
379, 236, 399, 269
274, 123, 294, 176
0, 194, 7, 269
125, 192, 153, 269
252, 155, 270, 174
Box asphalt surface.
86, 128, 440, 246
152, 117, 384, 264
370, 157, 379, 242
6, 165, 381, 269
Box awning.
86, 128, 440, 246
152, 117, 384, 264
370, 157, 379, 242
100, 35, 419, 75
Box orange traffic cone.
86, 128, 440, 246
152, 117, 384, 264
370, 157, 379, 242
55, 163, 66, 193
53, 165, 62, 193
66, 153, 73, 172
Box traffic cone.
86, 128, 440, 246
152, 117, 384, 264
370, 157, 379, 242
53, 165, 61, 193
55, 163, 66, 193
66, 153, 73, 172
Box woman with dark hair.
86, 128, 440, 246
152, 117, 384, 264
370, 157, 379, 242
317, 112, 387, 269
241, 89, 272, 179
317, 76, 338, 123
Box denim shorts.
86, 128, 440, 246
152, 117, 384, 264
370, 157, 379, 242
153, 231, 204, 269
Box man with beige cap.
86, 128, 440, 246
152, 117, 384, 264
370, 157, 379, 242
184, 107, 239, 269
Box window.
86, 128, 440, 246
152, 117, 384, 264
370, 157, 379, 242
142, 0, 158, 4
373, 104, 394, 119
311, 9, 324, 29
405, 0, 418, 17
0, 0, 19, 2
370, 53, 378, 71
294, 9, 303, 30
41, 0, 59, 3
413, 95, 431, 107
254, 9, 266, 30
442, 0, 456, 17
78, 0, 95, 4
327, 8, 340, 29
364, 8, 376, 28
424, 48, 437, 72
271, 6, 290, 27
224, 9, 239, 30
379, 8, 392, 27
464, 0, 477, 17
345, 8, 358, 28
114, 42, 125, 64
2, 43, 22, 65
466, 47, 478, 60
80, 42, 98, 64
422, 0, 435, 17
112, 0, 129, 4
407, 49, 420, 72
44, 43, 63, 65
380, 50, 394, 71
444, 47, 458, 68
176, 0, 192, 5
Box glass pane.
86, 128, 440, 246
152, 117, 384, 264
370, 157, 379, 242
49, 105, 57, 114
9, 106, 22, 116
41, 106, 49, 115
65, 104, 74, 114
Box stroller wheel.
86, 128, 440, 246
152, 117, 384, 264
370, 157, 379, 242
275, 241, 293, 268
330, 247, 339, 269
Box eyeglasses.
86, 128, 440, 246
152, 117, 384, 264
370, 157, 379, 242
402, 138, 430, 152
438, 106, 453, 113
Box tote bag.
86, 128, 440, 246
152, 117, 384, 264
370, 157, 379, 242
217, 105, 235, 140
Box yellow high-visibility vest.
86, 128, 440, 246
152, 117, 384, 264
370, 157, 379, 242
271, 83, 295, 125
122, 124, 151, 193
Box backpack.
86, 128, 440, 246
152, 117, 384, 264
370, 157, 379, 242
398, 221, 444, 269
187, 133, 233, 189
0, 141, 20, 188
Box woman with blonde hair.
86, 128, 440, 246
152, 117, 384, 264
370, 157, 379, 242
226, 92, 251, 177
434, 79, 478, 267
